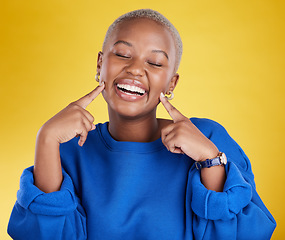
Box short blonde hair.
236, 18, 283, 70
103, 9, 183, 72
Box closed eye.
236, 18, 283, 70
148, 62, 162, 67
115, 53, 130, 58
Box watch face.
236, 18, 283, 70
221, 152, 227, 165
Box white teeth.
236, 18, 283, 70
117, 84, 146, 94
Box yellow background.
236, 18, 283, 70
1, 0, 284, 239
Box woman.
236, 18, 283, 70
8, 9, 276, 240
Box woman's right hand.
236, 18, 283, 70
38, 84, 105, 147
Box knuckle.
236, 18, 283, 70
88, 122, 93, 130
80, 119, 87, 128
169, 147, 175, 153
169, 105, 176, 112
74, 105, 82, 111
177, 119, 189, 128
75, 108, 84, 117
68, 102, 75, 107
86, 112, 95, 122
80, 130, 88, 137
69, 103, 81, 112
73, 111, 82, 120
85, 92, 92, 98
68, 102, 78, 108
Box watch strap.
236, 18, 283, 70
195, 157, 222, 170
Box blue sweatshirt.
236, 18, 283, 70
8, 118, 276, 239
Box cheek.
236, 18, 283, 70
100, 59, 121, 82
150, 71, 172, 94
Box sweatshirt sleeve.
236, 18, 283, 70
188, 118, 276, 240
7, 166, 87, 240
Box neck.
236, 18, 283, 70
108, 107, 161, 142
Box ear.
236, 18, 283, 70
167, 73, 179, 93
96, 51, 103, 74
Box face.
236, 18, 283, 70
97, 18, 179, 119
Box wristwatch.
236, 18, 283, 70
195, 152, 227, 170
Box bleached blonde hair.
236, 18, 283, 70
102, 9, 183, 72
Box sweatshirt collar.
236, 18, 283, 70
98, 122, 165, 153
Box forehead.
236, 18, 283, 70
105, 18, 175, 52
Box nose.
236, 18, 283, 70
125, 58, 145, 77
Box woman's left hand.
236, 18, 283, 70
159, 93, 219, 162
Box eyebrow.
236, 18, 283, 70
113, 40, 133, 47
113, 40, 169, 60
152, 50, 169, 60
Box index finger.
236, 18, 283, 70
160, 92, 186, 122
75, 83, 105, 109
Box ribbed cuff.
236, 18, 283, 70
17, 166, 79, 216
191, 162, 252, 220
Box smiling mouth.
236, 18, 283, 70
116, 83, 146, 96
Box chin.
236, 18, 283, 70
111, 103, 153, 119
107, 100, 159, 120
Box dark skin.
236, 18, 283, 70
33, 18, 225, 194
97, 19, 179, 142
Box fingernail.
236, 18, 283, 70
160, 92, 165, 98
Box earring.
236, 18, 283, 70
165, 91, 174, 100
95, 73, 100, 82
95, 73, 104, 86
